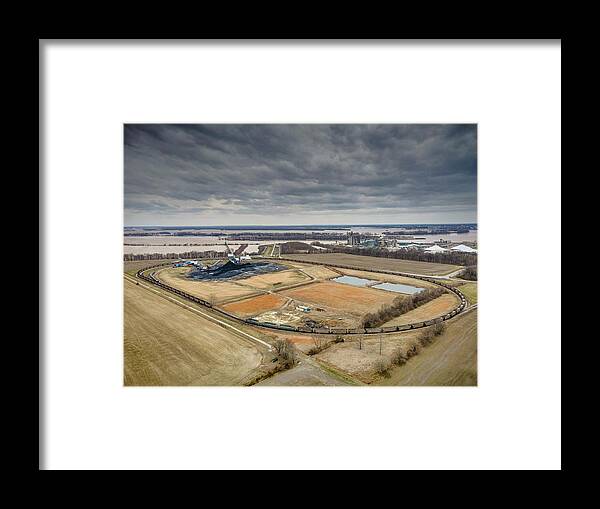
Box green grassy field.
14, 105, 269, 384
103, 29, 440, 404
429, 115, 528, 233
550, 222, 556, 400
458, 282, 478, 304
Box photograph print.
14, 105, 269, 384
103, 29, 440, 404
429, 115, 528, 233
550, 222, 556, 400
124, 124, 477, 387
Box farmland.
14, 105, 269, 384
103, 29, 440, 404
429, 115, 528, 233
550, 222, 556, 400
313, 308, 477, 385
126, 255, 473, 386
458, 282, 478, 305
374, 308, 478, 386
123, 259, 176, 276
222, 293, 288, 317
381, 293, 460, 326
282, 253, 461, 276
282, 281, 398, 315
234, 268, 310, 290
123, 278, 265, 386
281, 262, 341, 280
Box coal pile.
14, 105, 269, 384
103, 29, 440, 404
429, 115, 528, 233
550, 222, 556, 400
187, 261, 286, 281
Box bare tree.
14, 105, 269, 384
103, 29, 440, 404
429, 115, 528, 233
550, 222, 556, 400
274, 339, 297, 367
312, 336, 325, 350
374, 358, 391, 375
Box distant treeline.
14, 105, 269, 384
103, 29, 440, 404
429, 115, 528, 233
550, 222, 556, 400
124, 231, 222, 237
123, 251, 226, 261
229, 232, 346, 241
362, 287, 446, 328
325, 245, 478, 267
256, 242, 324, 255
279, 242, 321, 254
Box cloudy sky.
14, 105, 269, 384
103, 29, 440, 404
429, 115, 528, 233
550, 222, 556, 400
124, 124, 477, 226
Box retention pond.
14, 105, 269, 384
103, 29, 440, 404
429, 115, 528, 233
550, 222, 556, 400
333, 275, 424, 295
372, 282, 424, 295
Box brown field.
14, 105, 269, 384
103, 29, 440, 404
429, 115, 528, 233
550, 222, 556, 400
155, 267, 260, 304
222, 293, 287, 317
382, 293, 460, 326
283, 253, 461, 276
282, 281, 397, 315
285, 263, 341, 280
337, 267, 437, 289
123, 278, 263, 386
315, 330, 423, 382
375, 308, 478, 386
277, 334, 338, 354
279, 334, 317, 345
123, 259, 176, 275
236, 269, 310, 290
315, 308, 477, 385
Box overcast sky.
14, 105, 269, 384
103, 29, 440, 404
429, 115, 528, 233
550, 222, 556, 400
124, 124, 477, 226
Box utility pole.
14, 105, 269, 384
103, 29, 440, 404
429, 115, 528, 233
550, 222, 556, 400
379, 335, 382, 355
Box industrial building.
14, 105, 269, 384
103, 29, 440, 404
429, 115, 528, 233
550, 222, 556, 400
362, 239, 379, 248
347, 231, 361, 246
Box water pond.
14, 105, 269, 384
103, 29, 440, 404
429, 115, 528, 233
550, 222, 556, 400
372, 282, 424, 295
332, 275, 379, 287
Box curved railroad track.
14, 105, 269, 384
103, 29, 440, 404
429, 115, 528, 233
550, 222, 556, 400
134, 260, 468, 335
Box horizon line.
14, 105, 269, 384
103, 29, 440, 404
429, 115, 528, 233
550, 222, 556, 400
124, 222, 478, 228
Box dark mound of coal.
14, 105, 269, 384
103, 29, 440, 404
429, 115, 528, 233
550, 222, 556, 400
187, 261, 287, 281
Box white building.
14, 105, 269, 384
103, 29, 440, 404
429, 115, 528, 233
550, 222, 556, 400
424, 245, 449, 253
450, 244, 478, 253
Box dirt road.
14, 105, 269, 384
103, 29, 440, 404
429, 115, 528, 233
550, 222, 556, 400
256, 360, 350, 386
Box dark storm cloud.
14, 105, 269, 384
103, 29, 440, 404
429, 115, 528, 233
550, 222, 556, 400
124, 124, 476, 225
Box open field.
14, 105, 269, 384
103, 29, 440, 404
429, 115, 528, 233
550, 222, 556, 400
315, 331, 424, 383
235, 268, 310, 290
282, 262, 341, 280
281, 281, 398, 316
283, 253, 461, 276
124, 259, 177, 275
315, 308, 477, 385
124, 278, 263, 386
381, 293, 460, 326
375, 308, 478, 386
222, 293, 287, 317
458, 282, 478, 304
279, 334, 323, 353
155, 267, 260, 304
